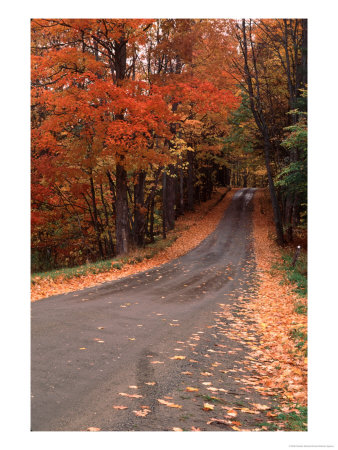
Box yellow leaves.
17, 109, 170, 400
128, 338, 136, 341
151, 361, 164, 364
206, 387, 218, 392
145, 382, 156, 386
79, 347, 87, 350
172, 427, 183, 431
191, 426, 201, 431
113, 405, 128, 410
203, 403, 215, 411
240, 407, 259, 415
119, 393, 143, 399
128, 385, 138, 389
185, 387, 199, 392
87, 427, 101, 431
170, 355, 186, 360
200, 372, 213, 376
224, 409, 237, 418
207, 418, 231, 426
251, 403, 270, 411
133, 408, 151, 417
157, 399, 182, 409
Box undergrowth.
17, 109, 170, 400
31, 234, 178, 284
272, 250, 307, 299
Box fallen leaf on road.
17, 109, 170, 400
87, 427, 101, 431
133, 409, 151, 417
191, 426, 201, 431
201, 372, 213, 376
186, 387, 199, 392
129, 385, 138, 389
145, 382, 156, 386
207, 418, 231, 426
231, 426, 241, 431
113, 405, 128, 410
172, 427, 183, 431
170, 356, 186, 360
240, 407, 260, 415
231, 421, 242, 427
151, 361, 164, 364
119, 393, 143, 398
224, 409, 238, 417
202, 382, 212, 386
181, 371, 192, 375
157, 399, 182, 408
203, 403, 215, 411
79, 348, 87, 350
251, 403, 270, 411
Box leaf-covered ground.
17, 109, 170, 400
31, 188, 234, 301
216, 189, 307, 430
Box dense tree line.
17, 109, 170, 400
31, 19, 307, 272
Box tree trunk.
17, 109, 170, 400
186, 149, 195, 211
162, 171, 167, 239
115, 163, 130, 255
100, 184, 115, 255
263, 138, 285, 245
284, 193, 294, 242
148, 197, 155, 243
166, 165, 176, 229
89, 176, 104, 258
133, 171, 146, 247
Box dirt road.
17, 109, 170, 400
31, 188, 274, 431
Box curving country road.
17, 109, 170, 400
31, 187, 271, 431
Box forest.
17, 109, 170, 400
31, 19, 307, 273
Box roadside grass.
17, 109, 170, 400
290, 326, 307, 357
268, 248, 307, 429
272, 250, 307, 300
259, 405, 307, 431
31, 234, 178, 284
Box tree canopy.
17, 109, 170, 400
31, 19, 307, 271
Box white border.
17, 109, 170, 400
2, 1, 337, 449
